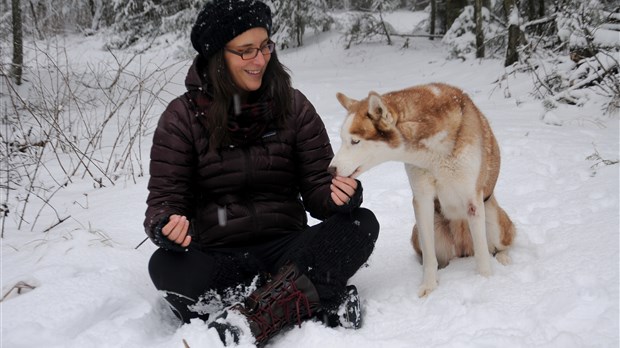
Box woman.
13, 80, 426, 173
144, 0, 380, 346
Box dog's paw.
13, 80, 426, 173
417, 282, 437, 297
477, 266, 492, 277
475, 255, 493, 277
495, 250, 512, 265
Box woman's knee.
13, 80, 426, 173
355, 207, 379, 228
148, 247, 215, 294
148, 248, 185, 290
345, 207, 380, 242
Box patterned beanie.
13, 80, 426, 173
191, 0, 272, 60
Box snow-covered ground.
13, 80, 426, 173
2, 12, 619, 348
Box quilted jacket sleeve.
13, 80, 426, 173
292, 90, 338, 221
143, 97, 196, 239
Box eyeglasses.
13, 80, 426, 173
224, 41, 276, 60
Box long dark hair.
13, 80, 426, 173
202, 49, 293, 148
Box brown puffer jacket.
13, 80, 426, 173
144, 59, 336, 249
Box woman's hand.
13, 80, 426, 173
330, 176, 358, 206
161, 214, 192, 247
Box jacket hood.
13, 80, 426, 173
185, 56, 206, 92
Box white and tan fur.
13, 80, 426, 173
328, 83, 515, 297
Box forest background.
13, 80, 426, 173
2, 0, 619, 235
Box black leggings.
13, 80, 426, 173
148, 208, 379, 323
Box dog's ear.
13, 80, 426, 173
368, 91, 394, 126
336, 92, 358, 112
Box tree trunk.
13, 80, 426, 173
506, 24, 520, 66
377, 3, 392, 45
11, 0, 23, 85
445, 0, 466, 31
430, 0, 436, 40
474, 0, 484, 58
295, 0, 304, 47
505, 3, 521, 66
295, 13, 304, 47
90, 0, 103, 32
527, 0, 536, 20
538, 0, 544, 18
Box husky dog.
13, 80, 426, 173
328, 83, 515, 297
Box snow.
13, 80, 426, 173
2, 12, 619, 348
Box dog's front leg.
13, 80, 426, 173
413, 195, 438, 297
407, 168, 438, 297
467, 195, 492, 276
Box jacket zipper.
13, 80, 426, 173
243, 147, 260, 237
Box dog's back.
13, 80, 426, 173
388, 84, 501, 196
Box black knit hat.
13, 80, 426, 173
191, 0, 272, 59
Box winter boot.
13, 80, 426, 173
319, 285, 363, 329
208, 262, 321, 347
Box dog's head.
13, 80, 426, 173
328, 91, 404, 178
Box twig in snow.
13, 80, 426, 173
1, 281, 37, 302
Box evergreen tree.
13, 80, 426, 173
266, 0, 332, 48
108, 0, 201, 48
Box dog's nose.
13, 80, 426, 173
327, 166, 336, 176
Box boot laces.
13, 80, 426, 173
249, 280, 314, 342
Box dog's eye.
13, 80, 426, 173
351, 139, 360, 145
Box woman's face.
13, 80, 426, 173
224, 27, 271, 93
